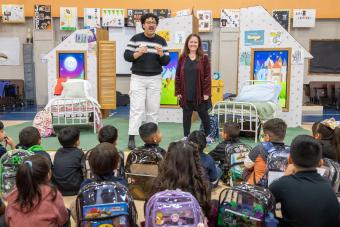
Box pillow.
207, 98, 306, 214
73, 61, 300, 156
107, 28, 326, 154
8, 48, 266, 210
61, 79, 87, 98
235, 83, 281, 103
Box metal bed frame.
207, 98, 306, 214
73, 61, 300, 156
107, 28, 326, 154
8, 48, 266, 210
46, 98, 99, 133
212, 80, 278, 143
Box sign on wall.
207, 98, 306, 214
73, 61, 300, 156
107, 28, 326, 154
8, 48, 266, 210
2, 4, 25, 23
34, 5, 52, 30
293, 9, 316, 27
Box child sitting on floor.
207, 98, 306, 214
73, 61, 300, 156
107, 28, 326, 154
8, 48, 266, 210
52, 126, 85, 196
0, 121, 15, 158
312, 118, 340, 163
98, 125, 125, 176
269, 135, 339, 227
17, 126, 52, 164
188, 130, 222, 188
5, 155, 69, 226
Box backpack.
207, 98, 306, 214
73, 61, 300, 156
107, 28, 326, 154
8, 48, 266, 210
0, 149, 33, 195
219, 143, 252, 186
317, 158, 340, 193
32, 108, 55, 138
200, 114, 219, 139
256, 142, 290, 187
125, 147, 165, 200
145, 189, 206, 227
85, 149, 125, 179
217, 183, 277, 227
76, 181, 137, 227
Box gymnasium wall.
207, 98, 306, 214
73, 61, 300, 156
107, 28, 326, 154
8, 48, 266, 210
1, 0, 340, 18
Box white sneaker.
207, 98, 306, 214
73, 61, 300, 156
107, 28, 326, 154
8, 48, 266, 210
181, 136, 188, 141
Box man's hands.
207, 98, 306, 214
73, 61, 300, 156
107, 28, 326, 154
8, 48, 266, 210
155, 45, 164, 57
133, 46, 147, 59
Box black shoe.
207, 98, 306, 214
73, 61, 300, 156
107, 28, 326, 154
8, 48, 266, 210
128, 135, 136, 150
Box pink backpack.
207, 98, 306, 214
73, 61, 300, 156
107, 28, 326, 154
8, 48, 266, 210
32, 109, 54, 137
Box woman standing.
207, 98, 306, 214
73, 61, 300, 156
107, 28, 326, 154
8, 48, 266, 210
175, 34, 212, 142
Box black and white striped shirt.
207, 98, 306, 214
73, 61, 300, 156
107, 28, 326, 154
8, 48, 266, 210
124, 33, 170, 76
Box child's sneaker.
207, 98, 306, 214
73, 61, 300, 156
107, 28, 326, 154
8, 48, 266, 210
206, 136, 214, 145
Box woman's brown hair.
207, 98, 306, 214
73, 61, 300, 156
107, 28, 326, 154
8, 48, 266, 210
149, 140, 211, 216
181, 34, 204, 60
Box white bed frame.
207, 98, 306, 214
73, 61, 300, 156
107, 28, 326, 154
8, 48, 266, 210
212, 80, 277, 143
46, 98, 99, 133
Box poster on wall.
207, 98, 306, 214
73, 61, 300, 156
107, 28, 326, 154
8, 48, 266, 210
174, 31, 185, 44
2, 5, 25, 23
175, 9, 192, 17
197, 10, 213, 32
57, 51, 86, 80
157, 30, 170, 41
244, 30, 264, 46
293, 9, 316, 27
220, 9, 240, 28
60, 7, 77, 30
153, 9, 171, 19
272, 10, 290, 32
250, 48, 291, 111
202, 40, 212, 60
102, 8, 124, 27
84, 8, 100, 29
127, 9, 150, 27
161, 50, 180, 105
0, 37, 20, 65
34, 5, 52, 30
269, 31, 283, 46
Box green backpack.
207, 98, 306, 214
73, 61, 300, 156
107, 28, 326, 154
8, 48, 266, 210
0, 149, 34, 195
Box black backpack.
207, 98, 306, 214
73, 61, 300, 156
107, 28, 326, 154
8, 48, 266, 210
125, 146, 165, 200
76, 181, 137, 227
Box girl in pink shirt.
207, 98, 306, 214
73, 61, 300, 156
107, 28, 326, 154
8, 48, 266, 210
5, 155, 69, 227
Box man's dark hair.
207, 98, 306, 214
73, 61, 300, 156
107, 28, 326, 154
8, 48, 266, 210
139, 122, 158, 143
19, 126, 41, 148
263, 118, 287, 142
57, 126, 80, 148
188, 130, 207, 153
290, 135, 322, 168
98, 125, 118, 144
89, 142, 119, 176
0, 121, 3, 130
141, 13, 159, 25
223, 122, 240, 139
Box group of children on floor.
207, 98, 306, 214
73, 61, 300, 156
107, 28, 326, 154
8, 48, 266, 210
0, 117, 339, 226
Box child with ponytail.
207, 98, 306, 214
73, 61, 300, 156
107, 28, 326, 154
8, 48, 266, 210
312, 118, 340, 163
5, 155, 69, 227
148, 140, 212, 217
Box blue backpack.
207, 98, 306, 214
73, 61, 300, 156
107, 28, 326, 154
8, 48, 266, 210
257, 142, 290, 187
145, 189, 206, 227
200, 114, 219, 139
76, 181, 137, 227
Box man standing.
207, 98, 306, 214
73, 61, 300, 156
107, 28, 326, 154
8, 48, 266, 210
124, 13, 170, 149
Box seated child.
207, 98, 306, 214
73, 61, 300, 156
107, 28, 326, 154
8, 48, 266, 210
52, 126, 85, 196
136, 122, 166, 156
244, 118, 288, 185
70, 142, 127, 221
188, 130, 222, 187
148, 141, 212, 222
209, 122, 242, 161
269, 135, 340, 227
312, 118, 340, 163
98, 125, 125, 176
82, 142, 127, 188
0, 121, 15, 158
17, 126, 52, 164
5, 155, 69, 226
